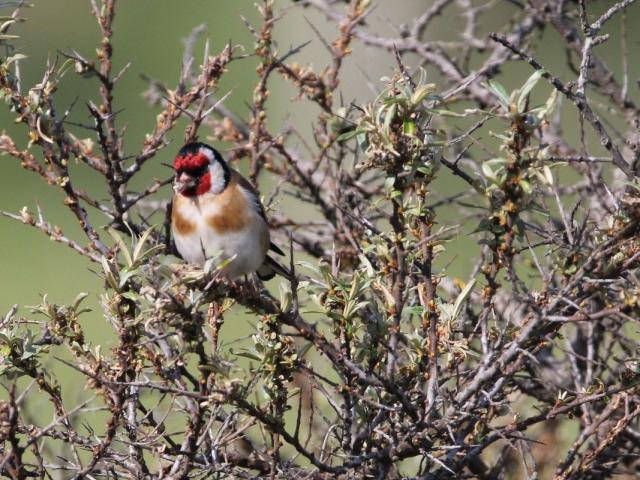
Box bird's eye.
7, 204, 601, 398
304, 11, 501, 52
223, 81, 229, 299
190, 164, 209, 177
175, 164, 208, 177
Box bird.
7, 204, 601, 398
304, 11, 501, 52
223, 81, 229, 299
170, 142, 287, 280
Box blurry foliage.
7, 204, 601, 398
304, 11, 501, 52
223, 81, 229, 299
2, 0, 640, 479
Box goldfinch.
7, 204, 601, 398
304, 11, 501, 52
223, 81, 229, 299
170, 142, 286, 280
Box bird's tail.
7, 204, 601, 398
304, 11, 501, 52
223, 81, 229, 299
257, 255, 293, 281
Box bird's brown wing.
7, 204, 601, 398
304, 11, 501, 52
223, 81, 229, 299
233, 170, 285, 256
233, 170, 268, 220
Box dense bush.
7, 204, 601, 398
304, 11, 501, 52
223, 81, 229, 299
1, 0, 640, 478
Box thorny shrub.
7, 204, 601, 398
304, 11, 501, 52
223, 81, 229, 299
1, 0, 640, 479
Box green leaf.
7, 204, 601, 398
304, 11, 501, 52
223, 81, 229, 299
343, 300, 369, 321
132, 245, 164, 265
481, 162, 496, 181
484, 80, 509, 109
473, 219, 501, 235
132, 225, 157, 263
279, 282, 292, 312
517, 69, 545, 113
403, 305, 425, 316
297, 342, 313, 359
72, 292, 89, 311
485, 157, 508, 167
537, 89, 558, 120
230, 348, 262, 362
417, 165, 432, 176
121, 291, 138, 302
624, 181, 640, 192
118, 269, 138, 289
358, 253, 375, 277
383, 96, 408, 107
4, 53, 26, 66
56, 58, 75, 78
383, 176, 395, 191
542, 165, 554, 185
403, 119, 416, 136
336, 128, 361, 142
383, 103, 397, 136
101, 257, 118, 291
356, 131, 368, 149
0, 344, 11, 357
411, 83, 436, 105
107, 227, 133, 267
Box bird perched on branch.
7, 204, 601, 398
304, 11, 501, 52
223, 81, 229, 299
171, 142, 287, 280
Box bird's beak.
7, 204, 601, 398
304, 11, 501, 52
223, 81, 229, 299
173, 172, 197, 192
